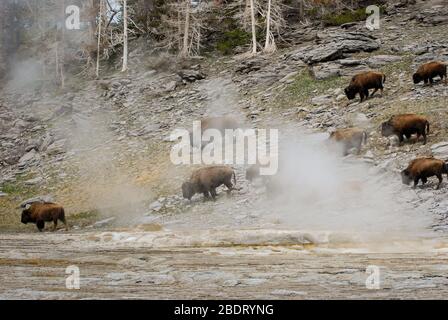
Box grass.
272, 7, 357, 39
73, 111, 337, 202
322, 7, 386, 27
272, 69, 347, 110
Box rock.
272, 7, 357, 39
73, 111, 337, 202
279, 71, 298, 83
20, 195, 54, 208
18, 149, 39, 166
24, 177, 43, 185
93, 217, 116, 228
0, 191, 8, 197
287, 31, 380, 64
177, 70, 206, 83
431, 141, 448, 158
311, 95, 333, 106
39, 133, 54, 152
388, 136, 400, 147
366, 55, 402, 68
148, 200, 163, 212
311, 63, 342, 80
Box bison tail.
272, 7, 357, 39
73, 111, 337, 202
233, 171, 237, 185
382, 74, 386, 85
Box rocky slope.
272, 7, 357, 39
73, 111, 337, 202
1, 0, 448, 233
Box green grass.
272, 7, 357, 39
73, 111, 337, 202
287, 69, 347, 102
322, 7, 385, 27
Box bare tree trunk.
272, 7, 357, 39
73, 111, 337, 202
59, 0, 66, 88
264, 0, 272, 52
249, 0, 257, 54
121, 0, 128, 72
180, 0, 190, 58
96, 0, 104, 78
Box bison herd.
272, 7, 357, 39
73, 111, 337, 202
18, 61, 448, 231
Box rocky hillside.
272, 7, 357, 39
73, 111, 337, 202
1, 0, 448, 231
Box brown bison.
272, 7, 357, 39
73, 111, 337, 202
21, 202, 68, 232
246, 164, 261, 182
329, 128, 367, 156
401, 157, 448, 189
189, 116, 242, 148
381, 114, 430, 145
413, 61, 447, 85
182, 165, 236, 201
344, 71, 386, 102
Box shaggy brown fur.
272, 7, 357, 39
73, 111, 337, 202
381, 114, 430, 144
246, 164, 261, 182
21, 202, 68, 232
413, 61, 447, 85
401, 157, 448, 189
329, 128, 367, 156
182, 165, 236, 200
344, 71, 386, 102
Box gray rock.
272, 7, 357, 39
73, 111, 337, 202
24, 177, 43, 185
366, 55, 402, 68
20, 195, 54, 208
431, 141, 448, 158
287, 31, 379, 64
311, 95, 333, 106
0, 191, 8, 197
93, 217, 116, 228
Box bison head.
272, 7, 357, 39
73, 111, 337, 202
21, 209, 32, 224
412, 73, 423, 84
401, 169, 412, 185
381, 121, 394, 137
182, 182, 195, 200
344, 86, 357, 100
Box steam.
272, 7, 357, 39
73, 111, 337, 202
255, 130, 433, 240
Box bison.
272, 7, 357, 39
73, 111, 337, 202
413, 61, 447, 85
401, 157, 448, 189
344, 71, 386, 102
189, 116, 242, 148
381, 114, 429, 145
329, 128, 367, 156
21, 202, 68, 232
182, 165, 236, 201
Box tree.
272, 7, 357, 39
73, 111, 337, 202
249, 0, 257, 54
263, 0, 276, 53
179, 0, 191, 58
96, 0, 105, 78
122, 0, 129, 72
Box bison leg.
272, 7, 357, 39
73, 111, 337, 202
224, 180, 234, 194
202, 191, 210, 200
421, 177, 428, 185
36, 220, 45, 232
52, 219, 58, 232
413, 178, 420, 188
210, 188, 218, 201
371, 88, 379, 97
359, 91, 365, 102
436, 174, 443, 190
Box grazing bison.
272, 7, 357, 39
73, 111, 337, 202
344, 71, 386, 102
329, 128, 367, 156
401, 157, 448, 189
189, 116, 242, 148
21, 202, 68, 232
182, 165, 236, 201
381, 114, 430, 145
413, 61, 447, 85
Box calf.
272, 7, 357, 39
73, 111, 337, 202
401, 157, 448, 189
182, 165, 236, 201
329, 128, 367, 156
413, 61, 447, 85
344, 71, 386, 102
381, 114, 429, 145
